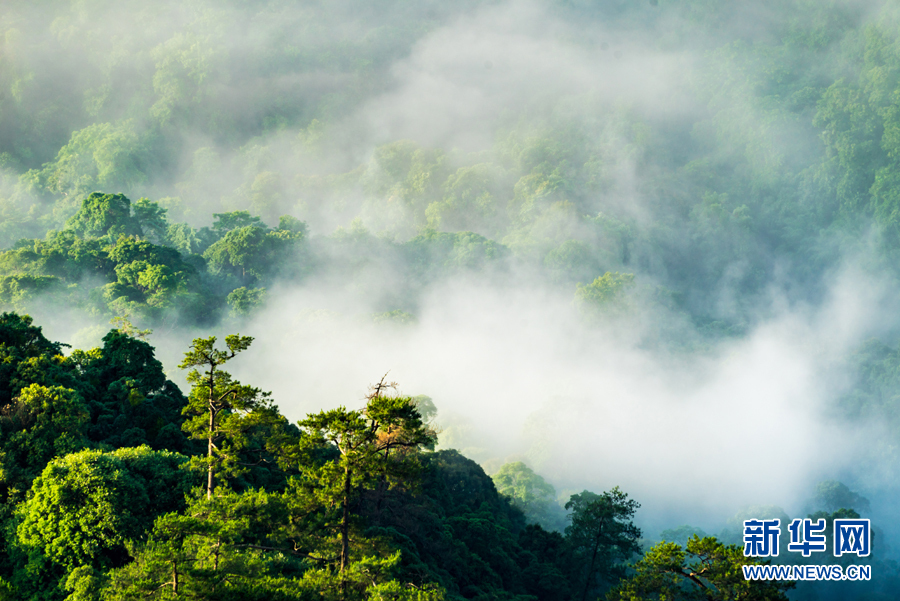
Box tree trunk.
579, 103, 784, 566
581, 521, 604, 601
207, 372, 215, 500
374, 475, 387, 524
340, 464, 351, 601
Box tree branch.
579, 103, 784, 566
230, 543, 331, 562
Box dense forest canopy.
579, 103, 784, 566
2, 0, 900, 598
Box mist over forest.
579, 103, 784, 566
1, 0, 900, 599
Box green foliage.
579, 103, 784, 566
835, 338, 900, 487
0, 0, 886, 333
17, 447, 189, 569
607, 535, 793, 601
404, 230, 508, 282
574, 272, 636, 318
65, 194, 141, 241
492, 462, 564, 531
0, 384, 89, 505
0, 314, 190, 466
0, 206, 213, 323
14, 446, 189, 599
565, 488, 642, 600
545, 240, 609, 284
71, 329, 189, 451
63, 566, 104, 601
0, 275, 62, 311
179, 335, 278, 498
426, 163, 508, 235
102, 490, 305, 601
212, 211, 265, 233
0, 314, 782, 601
131, 199, 169, 244
288, 380, 437, 582
810, 480, 870, 513
35, 122, 152, 202
109, 316, 151, 340
203, 223, 303, 287
0, 231, 113, 286
358, 449, 571, 601
100, 379, 447, 601
164, 223, 216, 256
277, 215, 308, 235
226, 287, 267, 318
0, 313, 67, 405
362, 141, 448, 234
840, 337, 900, 423
718, 506, 792, 550
410, 395, 437, 422
0, 0, 892, 333
659, 525, 709, 548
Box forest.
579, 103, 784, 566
1, 0, 900, 599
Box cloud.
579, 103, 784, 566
353, 0, 696, 152
228, 257, 896, 528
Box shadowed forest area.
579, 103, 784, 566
2, 0, 900, 599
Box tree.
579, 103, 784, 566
132, 198, 169, 243
112, 261, 180, 304
290, 379, 437, 597
362, 141, 447, 233
14, 447, 190, 600
0, 231, 115, 291
202, 226, 274, 284
660, 525, 709, 547
109, 315, 152, 340
73, 328, 189, 451
492, 461, 563, 531
518, 524, 573, 601
0, 384, 89, 504
404, 230, 507, 282
179, 335, 276, 499
64, 193, 141, 240
545, 239, 608, 284
277, 215, 307, 235
425, 163, 505, 234
811, 480, 870, 513
40, 122, 150, 200
565, 487, 642, 601
164, 222, 217, 255
0, 275, 63, 313
227, 287, 267, 317
17, 447, 190, 569
211, 211, 265, 233
102, 490, 303, 601
574, 272, 635, 318
607, 535, 794, 601
0, 313, 67, 405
